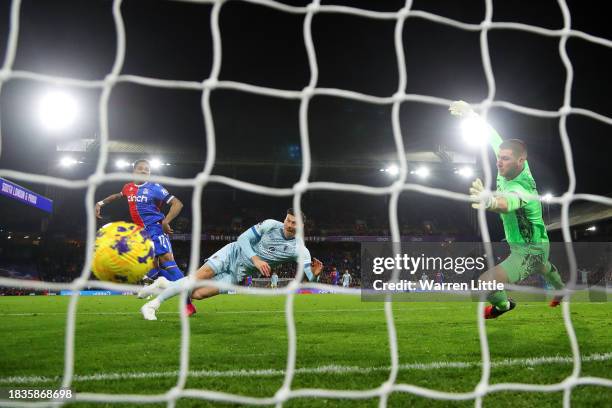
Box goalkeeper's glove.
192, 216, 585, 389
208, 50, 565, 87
449, 100, 477, 118
469, 178, 497, 210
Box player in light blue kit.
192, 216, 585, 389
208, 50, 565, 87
342, 270, 351, 288
95, 159, 196, 317
140, 209, 324, 320
270, 272, 279, 288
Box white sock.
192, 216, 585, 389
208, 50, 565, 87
155, 276, 171, 290
148, 298, 161, 310
156, 277, 192, 304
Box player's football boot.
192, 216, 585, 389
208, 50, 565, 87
549, 296, 563, 308
137, 276, 170, 299
140, 301, 159, 321
185, 302, 197, 317
484, 299, 516, 319
141, 275, 154, 285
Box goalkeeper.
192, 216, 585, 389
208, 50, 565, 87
449, 101, 565, 319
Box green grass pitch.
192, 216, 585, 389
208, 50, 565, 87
0, 294, 610, 407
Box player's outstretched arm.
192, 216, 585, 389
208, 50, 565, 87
237, 224, 271, 276
449, 100, 504, 155
162, 197, 183, 234
312, 258, 323, 278
469, 178, 512, 213
95, 192, 123, 219
301, 257, 323, 282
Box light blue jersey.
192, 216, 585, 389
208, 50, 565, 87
342, 273, 351, 287
206, 219, 314, 292
271, 273, 279, 287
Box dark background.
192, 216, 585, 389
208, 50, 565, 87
0, 0, 610, 242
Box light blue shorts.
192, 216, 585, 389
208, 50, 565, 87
205, 243, 249, 293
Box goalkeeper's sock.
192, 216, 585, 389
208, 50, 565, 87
544, 262, 565, 307
544, 262, 564, 290
487, 290, 510, 311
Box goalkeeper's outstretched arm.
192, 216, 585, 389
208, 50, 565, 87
468, 178, 516, 214
449, 101, 524, 214
448, 100, 504, 156
95, 192, 123, 219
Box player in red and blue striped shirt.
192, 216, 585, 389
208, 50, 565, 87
95, 159, 196, 317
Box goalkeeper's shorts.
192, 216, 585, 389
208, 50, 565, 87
499, 243, 550, 283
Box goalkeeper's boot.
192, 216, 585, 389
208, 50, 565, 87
140, 299, 160, 321
137, 276, 170, 299
484, 299, 516, 319
549, 296, 564, 308
185, 302, 197, 317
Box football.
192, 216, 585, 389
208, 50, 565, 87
92, 221, 155, 283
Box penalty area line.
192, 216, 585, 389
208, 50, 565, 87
0, 308, 387, 316
0, 303, 511, 317
1, 353, 610, 385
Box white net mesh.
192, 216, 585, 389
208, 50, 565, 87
0, 0, 611, 406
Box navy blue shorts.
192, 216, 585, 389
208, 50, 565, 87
145, 223, 173, 257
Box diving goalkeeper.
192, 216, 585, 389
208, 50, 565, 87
449, 101, 565, 319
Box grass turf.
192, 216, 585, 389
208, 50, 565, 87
0, 294, 610, 407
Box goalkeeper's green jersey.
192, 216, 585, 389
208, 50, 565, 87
488, 128, 549, 245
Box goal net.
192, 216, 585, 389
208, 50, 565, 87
0, 0, 611, 406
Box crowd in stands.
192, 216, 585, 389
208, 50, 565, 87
169, 211, 474, 237
2, 220, 610, 295
0, 238, 365, 293
265, 243, 361, 287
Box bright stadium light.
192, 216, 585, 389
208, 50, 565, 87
149, 158, 162, 169
586, 225, 597, 232
38, 91, 78, 132
385, 164, 399, 176
381, 164, 399, 176
542, 192, 553, 202
411, 166, 430, 178
455, 166, 474, 178
460, 116, 489, 146
115, 159, 131, 169
59, 156, 78, 167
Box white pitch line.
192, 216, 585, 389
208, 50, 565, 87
0, 308, 387, 316
1, 353, 610, 385
0, 304, 542, 317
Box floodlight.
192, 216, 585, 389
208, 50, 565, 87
412, 166, 430, 178
149, 158, 162, 169
455, 166, 474, 178
385, 164, 399, 176
60, 157, 78, 167
38, 91, 78, 132
116, 159, 131, 169
460, 116, 489, 146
